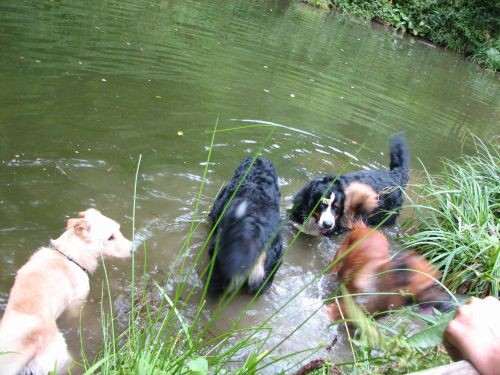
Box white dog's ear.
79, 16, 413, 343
66, 218, 80, 229
67, 218, 90, 238
78, 208, 100, 218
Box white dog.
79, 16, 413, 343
0, 208, 133, 374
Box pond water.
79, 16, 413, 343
0, 0, 498, 372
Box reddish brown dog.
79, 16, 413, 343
326, 221, 446, 321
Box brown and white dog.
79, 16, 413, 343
0, 208, 133, 375
326, 221, 449, 321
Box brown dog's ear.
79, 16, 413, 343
342, 182, 379, 229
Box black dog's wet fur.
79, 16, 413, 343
208, 157, 283, 295
290, 134, 410, 235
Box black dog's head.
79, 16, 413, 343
292, 177, 379, 236
298, 177, 345, 235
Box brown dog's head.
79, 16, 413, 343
327, 243, 448, 321
370, 251, 447, 312
388, 251, 452, 310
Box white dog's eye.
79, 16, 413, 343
108, 234, 115, 241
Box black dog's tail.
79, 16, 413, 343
389, 134, 410, 188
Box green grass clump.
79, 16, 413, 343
403, 136, 499, 297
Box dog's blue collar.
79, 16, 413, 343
52, 247, 91, 276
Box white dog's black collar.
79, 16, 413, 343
52, 247, 90, 276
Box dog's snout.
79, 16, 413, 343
321, 219, 334, 229
318, 211, 336, 233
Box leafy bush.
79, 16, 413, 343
308, 0, 500, 70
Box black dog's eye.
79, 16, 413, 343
108, 234, 115, 241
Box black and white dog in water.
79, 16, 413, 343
208, 157, 283, 295
290, 134, 410, 236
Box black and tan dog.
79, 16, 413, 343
290, 134, 409, 235
326, 221, 450, 321
208, 157, 283, 295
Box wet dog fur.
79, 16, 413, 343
208, 157, 283, 295
290, 134, 409, 235
0, 209, 133, 375
326, 221, 450, 321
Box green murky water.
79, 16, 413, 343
1, 0, 498, 372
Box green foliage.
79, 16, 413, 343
187, 357, 209, 375
334, 300, 452, 374
306, 0, 332, 10
305, 0, 500, 70
403, 135, 499, 297
407, 311, 454, 349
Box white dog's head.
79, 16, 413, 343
69, 208, 133, 259
51, 208, 133, 270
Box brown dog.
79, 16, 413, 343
0, 208, 133, 374
326, 222, 446, 321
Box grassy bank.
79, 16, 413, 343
305, 0, 499, 71
79, 130, 500, 374
402, 136, 499, 298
